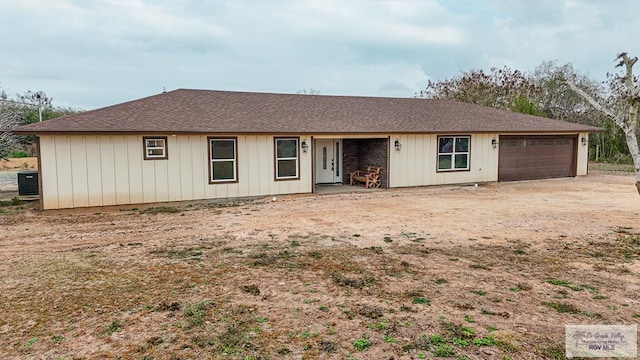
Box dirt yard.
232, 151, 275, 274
0, 157, 38, 171
0, 172, 639, 359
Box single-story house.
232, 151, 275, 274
15, 89, 601, 210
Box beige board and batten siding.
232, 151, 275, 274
576, 132, 589, 176
389, 134, 499, 188
39, 135, 312, 210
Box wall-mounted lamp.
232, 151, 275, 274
581, 137, 587, 146
301, 139, 309, 153
394, 139, 402, 151
491, 138, 498, 148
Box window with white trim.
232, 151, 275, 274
209, 137, 237, 183
437, 136, 470, 171
143, 137, 167, 160
275, 137, 299, 180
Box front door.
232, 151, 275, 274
315, 139, 342, 183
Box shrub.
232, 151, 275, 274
433, 344, 455, 357
353, 336, 371, 351
10, 151, 28, 158
412, 297, 431, 305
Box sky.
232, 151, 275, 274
0, 0, 638, 110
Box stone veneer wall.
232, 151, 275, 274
342, 138, 388, 188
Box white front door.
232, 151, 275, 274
315, 139, 342, 183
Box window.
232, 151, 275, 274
322, 146, 327, 169
209, 137, 237, 183
143, 137, 168, 160
437, 136, 470, 171
335, 142, 340, 176
275, 137, 299, 180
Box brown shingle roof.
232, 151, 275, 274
15, 89, 602, 134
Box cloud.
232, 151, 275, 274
280, 0, 465, 46
0, 0, 638, 109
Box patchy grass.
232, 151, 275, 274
140, 206, 181, 214
241, 284, 260, 295
433, 343, 455, 357
353, 336, 372, 351
543, 301, 581, 314
0, 186, 638, 359
183, 300, 215, 328
103, 320, 122, 335
2, 236, 631, 359
330, 272, 375, 289
589, 161, 635, 173
150, 246, 204, 261
412, 297, 431, 305
544, 278, 586, 291
0, 197, 22, 206
0, 198, 38, 215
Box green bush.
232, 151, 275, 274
353, 336, 371, 351
433, 344, 455, 357
10, 151, 28, 158
412, 297, 431, 305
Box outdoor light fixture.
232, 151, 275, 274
301, 139, 309, 152
491, 138, 498, 148
394, 139, 402, 151
581, 137, 587, 145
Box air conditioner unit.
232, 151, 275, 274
18, 171, 39, 196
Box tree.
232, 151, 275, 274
533, 61, 603, 123
296, 88, 321, 95
565, 53, 640, 194
0, 88, 79, 158
416, 66, 543, 115
0, 108, 22, 159
419, 62, 631, 161
14, 91, 52, 124
533, 61, 628, 160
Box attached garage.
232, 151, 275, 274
498, 135, 577, 181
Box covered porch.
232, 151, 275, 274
312, 136, 390, 191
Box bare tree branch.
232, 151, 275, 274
0, 109, 23, 158
565, 76, 627, 130
617, 53, 639, 99
569, 53, 640, 194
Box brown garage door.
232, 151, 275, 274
498, 135, 577, 181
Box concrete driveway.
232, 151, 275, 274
0, 172, 19, 201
